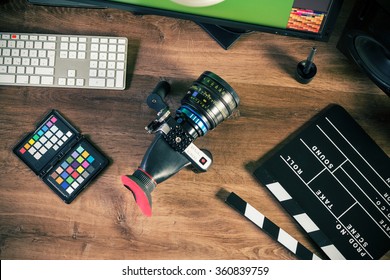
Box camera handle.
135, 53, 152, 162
146, 80, 170, 112
145, 81, 171, 134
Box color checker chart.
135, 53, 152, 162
45, 139, 107, 200
254, 105, 390, 260
14, 110, 108, 203
16, 112, 78, 173
18, 116, 72, 161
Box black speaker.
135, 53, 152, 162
337, 0, 390, 95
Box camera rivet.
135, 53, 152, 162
175, 137, 182, 143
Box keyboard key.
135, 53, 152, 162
35, 42, 43, 49
26, 67, 34, 74
67, 70, 76, 77
21, 50, 29, 57
107, 79, 114, 88
35, 67, 54, 75
30, 76, 40, 84
109, 45, 116, 52
41, 76, 54, 85
13, 57, 21, 65
90, 52, 98, 60
11, 49, 20, 56
8, 66, 16, 73
100, 44, 107, 52
77, 52, 85, 59
89, 78, 105, 87
8, 40, 15, 48
76, 79, 84, 86
48, 51, 55, 66
38, 50, 46, 57
31, 58, 39, 66
79, 43, 86, 51
16, 75, 29, 84
117, 53, 125, 61
107, 70, 115, 77
116, 71, 124, 88
17, 41, 25, 48
89, 69, 97, 77
58, 78, 66, 85
0, 74, 15, 83
17, 66, 25, 74
91, 44, 99, 51
29, 50, 37, 57
67, 78, 75, 86
43, 42, 56, 49
68, 51, 76, 59
98, 70, 106, 77
39, 59, 48, 66
69, 43, 77, 50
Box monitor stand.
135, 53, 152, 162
197, 22, 251, 50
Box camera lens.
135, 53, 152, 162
176, 71, 240, 137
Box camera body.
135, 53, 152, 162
121, 71, 240, 216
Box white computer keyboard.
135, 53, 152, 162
0, 32, 127, 90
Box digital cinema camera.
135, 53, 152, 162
121, 71, 240, 216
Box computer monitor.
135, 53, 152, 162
30, 0, 344, 49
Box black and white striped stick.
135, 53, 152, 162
225, 191, 321, 260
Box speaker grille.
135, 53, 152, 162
354, 35, 390, 88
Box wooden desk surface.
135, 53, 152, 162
0, 0, 389, 260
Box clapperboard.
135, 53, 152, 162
254, 104, 390, 260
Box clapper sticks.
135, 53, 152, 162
221, 190, 321, 260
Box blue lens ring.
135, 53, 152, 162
178, 106, 209, 135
